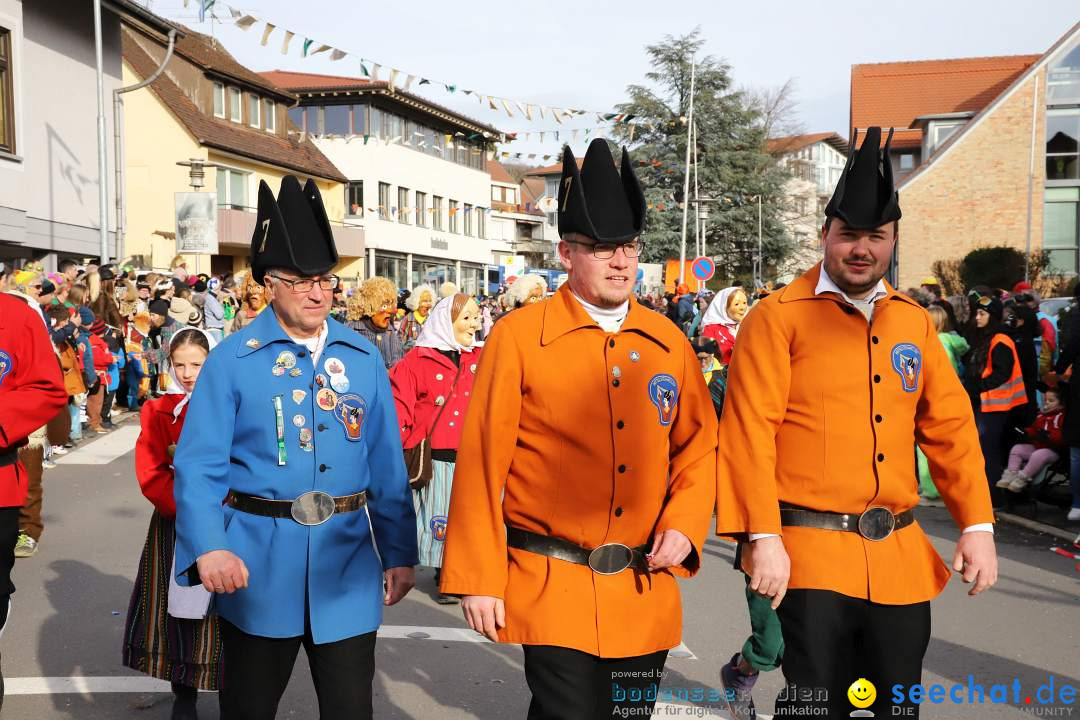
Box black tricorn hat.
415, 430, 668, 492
557, 138, 645, 243
824, 126, 902, 230
250, 175, 339, 284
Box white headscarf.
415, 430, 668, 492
165, 326, 217, 421
414, 295, 477, 354
701, 286, 746, 335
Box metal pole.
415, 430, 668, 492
757, 196, 763, 288
678, 59, 696, 285
1024, 74, 1040, 281
115, 29, 177, 263
93, 0, 110, 264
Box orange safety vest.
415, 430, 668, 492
980, 334, 1026, 412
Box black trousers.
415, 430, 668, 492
0, 506, 16, 630
218, 619, 376, 720
776, 589, 931, 719
523, 645, 668, 720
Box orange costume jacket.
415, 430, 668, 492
717, 264, 995, 605
440, 285, 718, 657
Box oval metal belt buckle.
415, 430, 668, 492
587, 543, 634, 575
857, 506, 896, 541
291, 491, 336, 526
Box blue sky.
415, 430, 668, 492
145, 0, 1078, 161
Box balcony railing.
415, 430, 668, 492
217, 205, 364, 257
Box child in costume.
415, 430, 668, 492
122, 327, 222, 720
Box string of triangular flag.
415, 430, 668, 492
201, 3, 670, 126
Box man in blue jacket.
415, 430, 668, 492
174, 176, 418, 720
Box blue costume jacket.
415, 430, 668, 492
173, 305, 418, 643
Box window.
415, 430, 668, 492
449, 199, 459, 233
927, 121, 963, 155
216, 167, 249, 210
228, 87, 242, 123
1044, 187, 1080, 273
433, 196, 444, 231
287, 106, 304, 130
1047, 108, 1080, 181
398, 187, 410, 224
900, 154, 914, 171
1048, 38, 1080, 102
477, 208, 486, 239
492, 187, 501, 202
248, 94, 260, 128
464, 203, 473, 236
415, 192, 427, 227
352, 104, 367, 135
0, 28, 13, 154
378, 182, 391, 220
305, 106, 321, 135
370, 107, 383, 138
506, 187, 517, 205
375, 255, 407, 288
212, 81, 225, 119
346, 181, 363, 217
264, 100, 276, 132
324, 105, 349, 135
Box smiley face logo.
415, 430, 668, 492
847, 678, 876, 711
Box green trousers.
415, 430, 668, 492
740, 574, 785, 672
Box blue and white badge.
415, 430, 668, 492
647, 373, 679, 426
891, 343, 922, 393
0, 350, 11, 387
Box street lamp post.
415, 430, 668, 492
176, 158, 218, 276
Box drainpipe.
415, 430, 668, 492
1023, 73, 1040, 282
114, 28, 177, 263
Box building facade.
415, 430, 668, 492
264, 70, 501, 295
488, 160, 554, 268
850, 32, 1080, 287
121, 23, 358, 279
767, 132, 849, 281
0, 0, 171, 268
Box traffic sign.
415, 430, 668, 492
691, 256, 715, 282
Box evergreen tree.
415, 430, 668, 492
614, 30, 792, 281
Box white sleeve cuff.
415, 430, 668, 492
961, 523, 994, 535
749, 533, 780, 541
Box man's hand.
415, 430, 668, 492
647, 529, 692, 571
952, 531, 997, 596
196, 550, 249, 594
383, 566, 415, 606
741, 536, 790, 609
461, 595, 505, 642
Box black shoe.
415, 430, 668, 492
171, 683, 197, 720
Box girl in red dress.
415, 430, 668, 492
122, 327, 221, 720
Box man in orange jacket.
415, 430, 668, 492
0, 264, 67, 709
717, 127, 997, 719
441, 139, 717, 719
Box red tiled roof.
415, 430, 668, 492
172, 24, 294, 100
525, 157, 582, 177
260, 70, 502, 137
766, 132, 849, 156
489, 160, 516, 184
122, 29, 346, 182
850, 54, 1041, 134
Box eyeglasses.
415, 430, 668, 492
268, 274, 340, 293
565, 240, 643, 259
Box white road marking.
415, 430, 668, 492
6, 628, 697, 695
53, 425, 139, 466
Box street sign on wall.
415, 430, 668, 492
175, 192, 218, 255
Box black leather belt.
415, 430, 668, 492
0, 450, 18, 468
779, 503, 914, 542
225, 489, 367, 526
506, 526, 650, 575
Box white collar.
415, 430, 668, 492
814, 267, 888, 306
288, 322, 329, 365
572, 292, 629, 334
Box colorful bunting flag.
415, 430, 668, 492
260, 23, 275, 46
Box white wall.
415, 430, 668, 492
315, 137, 492, 265
0, 0, 121, 257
